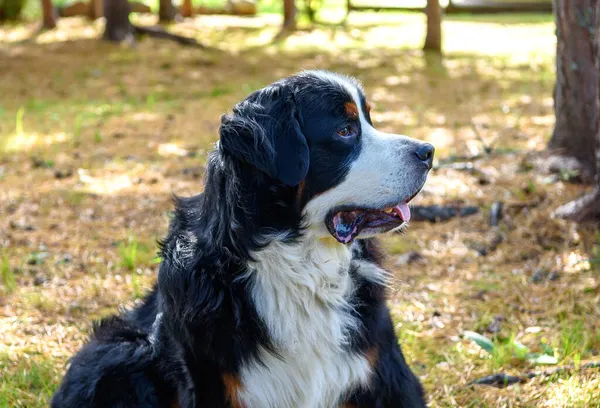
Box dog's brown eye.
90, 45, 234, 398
337, 126, 352, 137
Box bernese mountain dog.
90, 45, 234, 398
52, 70, 434, 408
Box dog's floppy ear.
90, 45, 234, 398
219, 84, 309, 187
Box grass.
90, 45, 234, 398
118, 237, 140, 272
15, 106, 25, 134
0, 353, 58, 408
1, 10, 599, 408
118, 237, 156, 271
1, 252, 16, 294
117, 237, 156, 299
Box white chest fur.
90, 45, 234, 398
238, 236, 373, 408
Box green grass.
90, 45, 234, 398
93, 130, 103, 143
0, 353, 57, 408
445, 12, 553, 24
118, 237, 156, 272
15, 106, 25, 134
118, 237, 140, 272
1, 252, 16, 294
558, 320, 589, 362
488, 335, 531, 371
64, 191, 87, 206
21, 292, 57, 313
117, 237, 158, 299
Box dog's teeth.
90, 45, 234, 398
384, 208, 394, 214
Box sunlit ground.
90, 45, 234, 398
1, 10, 599, 408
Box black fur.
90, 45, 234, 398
51, 314, 195, 408
219, 83, 309, 187
52, 71, 426, 408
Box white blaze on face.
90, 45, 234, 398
302, 72, 428, 238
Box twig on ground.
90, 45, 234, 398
469, 361, 600, 389
132, 25, 207, 48
411, 205, 479, 223
470, 121, 493, 154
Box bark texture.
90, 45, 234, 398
282, 0, 296, 31
159, 0, 179, 22
554, 1, 600, 223
103, 0, 132, 42
41, 0, 57, 28
88, 0, 103, 20
548, 0, 599, 183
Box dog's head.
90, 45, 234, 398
218, 70, 434, 244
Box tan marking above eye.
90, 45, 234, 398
344, 102, 359, 119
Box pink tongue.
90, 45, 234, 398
393, 202, 411, 223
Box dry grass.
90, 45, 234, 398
1, 11, 599, 408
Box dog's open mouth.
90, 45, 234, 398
326, 191, 421, 244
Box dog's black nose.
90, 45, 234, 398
415, 143, 435, 169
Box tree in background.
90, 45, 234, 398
159, 0, 179, 22
0, 0, 25, 21
180, 0, 193, 17
281, 0, 296, 33
102, 0, 202, 45
103, 0, 132, 42
553, 0, 600, 222
547, 0, 598, 184
41, 0, 57, 28
423, 0, 442, 53
88, 0, 102, 20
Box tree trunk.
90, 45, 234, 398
423, 0, 442, 53
282, 0, 296, 31
41, 0, 57, 28
103, 0, 132, 42
159, 0, 179, 22
180, 0, 193, 18
554, 1, 600, 223
547, 0, 598, 183
88, 0, 103, 19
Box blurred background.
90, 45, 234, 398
1, 1, 600, 407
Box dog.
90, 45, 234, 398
52, 70, 434, 408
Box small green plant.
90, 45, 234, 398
15, 106, 25, 134
464, 331, 558, 370
146, 93, 156, 109
209, 86, 232, 98
1, 252, 16, 294
65, 191, 86, 206
31, 157, 55, 168
72, 114, 85, 145
559, 168, 580, 182
0, 353, 57, 407
26, 251, 48, 265
94, 130, 103, 143
558, 320, 588, 360
131, 270, 142, 299
119, 237, 139, 271
23, 292, 55, 312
